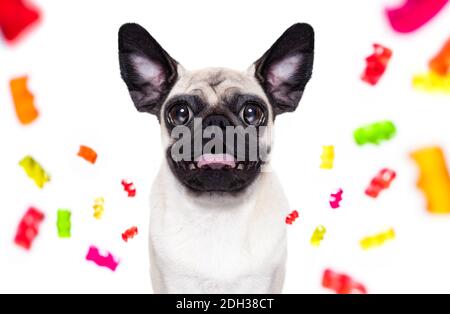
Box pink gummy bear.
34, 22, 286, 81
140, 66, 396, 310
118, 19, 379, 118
86, 246, 119, 271
329, 189, 343, 209
385, 0, 449, 34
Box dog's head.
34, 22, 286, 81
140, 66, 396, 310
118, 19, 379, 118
118, 23, 314, 193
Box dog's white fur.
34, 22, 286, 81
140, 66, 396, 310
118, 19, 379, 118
149, 162, 288, 294
147, 66, 290, 294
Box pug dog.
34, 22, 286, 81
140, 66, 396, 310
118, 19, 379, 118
118, 23, 314, 293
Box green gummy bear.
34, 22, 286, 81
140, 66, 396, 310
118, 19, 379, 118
354, 121, 396, 146
57, 209, 71, 238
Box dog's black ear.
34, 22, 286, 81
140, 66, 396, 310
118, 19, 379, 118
254, 23, 314, 116
118, 23, 178, 115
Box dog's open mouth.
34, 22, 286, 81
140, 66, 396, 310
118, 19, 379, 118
176, 153, 259, 172
196, 153, 236, 169
167, 151, 262, 192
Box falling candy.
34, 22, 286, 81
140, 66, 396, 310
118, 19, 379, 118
410, 146, 450, 214
10, 76, 39, 125
14, 207, 45, 250
57, 209, 71, 238
360, 228, 395, 250
93, 197, 105, 219
121, 179, 136, 197
385, 0, 449, 34
361, 44, 392, 86
78, 145, 97, 164
413, 37, 450, 94
285, 210, 299, 225
412, 71, 450, 93
329, 189, 343, 209
322, 269, 367, 294
353, 121, 396, 146
320, 146, 334, 170
86, 246, 119, 271
365, 168, 397, 198
19, 155, 50, 188
122, 226, 138, 242
310, 225, 326, 247
0, 0, 40, 43
429, 38, 450, 76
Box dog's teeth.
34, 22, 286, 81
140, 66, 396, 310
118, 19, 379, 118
237, 163, 244, 170
189, 163, 196, 170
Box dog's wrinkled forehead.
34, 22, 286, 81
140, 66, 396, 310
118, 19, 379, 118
169, 67, 267, 108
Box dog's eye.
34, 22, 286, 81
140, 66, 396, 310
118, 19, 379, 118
241, 101, 265, 126
168, 102, 192, 126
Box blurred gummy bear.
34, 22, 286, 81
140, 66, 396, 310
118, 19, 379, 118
0, 0, 41, 44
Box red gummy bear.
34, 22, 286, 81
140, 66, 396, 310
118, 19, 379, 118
14, 207, 45, 250
365, 168, 396, 198
285, 210, 299, 225
122, 226, 138, 242
121, 179, 136, 197
322, 269, 367, 294
361, 44, 393, 86
0, 0, 40, 43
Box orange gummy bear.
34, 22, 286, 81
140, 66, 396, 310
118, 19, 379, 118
429, 38, 450, 76
411, 147, 450, 214
10, 76, 39, 125
78, 145, 98, 164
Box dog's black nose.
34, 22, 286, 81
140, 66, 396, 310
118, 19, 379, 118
202, 114, 231, 129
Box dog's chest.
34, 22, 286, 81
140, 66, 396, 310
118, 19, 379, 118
150, 205, 284, 293
151, 200, 271, 278
148, 170, 288, 293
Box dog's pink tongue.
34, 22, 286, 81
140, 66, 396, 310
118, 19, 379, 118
196, 154, 236, 169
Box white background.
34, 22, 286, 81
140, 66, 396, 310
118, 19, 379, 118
0, 0, 449, 294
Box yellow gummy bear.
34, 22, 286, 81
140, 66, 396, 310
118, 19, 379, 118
310, 225, 326, 247
360, 228, 395, 250
93, 197, 105, 219
412, 72, 450, 93
19, 155, 51, 188
320, 146, 335, 170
